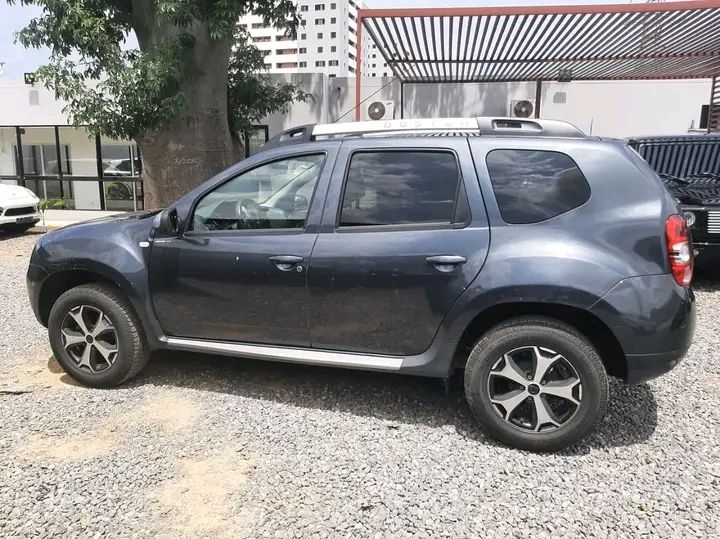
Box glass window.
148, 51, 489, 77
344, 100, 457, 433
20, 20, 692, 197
315, 3, 325, 10
331, 45, 336, 52
331, 17, 336, 23
193, 154, 325, 232
300, 5, 308, 11
101, 142, 142, 211
245, 127, 269, 157
330, 2, 336, 8
330, 32, 336, 38
317, 32, 323, 38
339, 151, 460, 227
102, 145, 133, 177
485, 149, 591, 224
315, 18, 325, 24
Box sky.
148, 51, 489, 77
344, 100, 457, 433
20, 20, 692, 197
0, 0, 640, 78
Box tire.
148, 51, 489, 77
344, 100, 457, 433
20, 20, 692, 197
2, 223, 35, 234
464, 316, 608, 452
48, 283, 150, 388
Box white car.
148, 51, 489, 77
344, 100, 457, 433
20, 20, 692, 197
0, 184, 41, 233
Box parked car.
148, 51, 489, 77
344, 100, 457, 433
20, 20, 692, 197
27, 118, 696, 451
0, 183, 40, 233
628, 134, 720, 264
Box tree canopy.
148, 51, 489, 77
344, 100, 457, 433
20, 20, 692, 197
13, 0, 306, 141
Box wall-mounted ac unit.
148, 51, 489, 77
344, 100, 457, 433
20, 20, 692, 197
509, 99, 535, 118
365, 101, 395, 121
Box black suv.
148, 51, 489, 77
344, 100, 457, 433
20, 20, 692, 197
629, 134, 720, 264
27, 118, 696, 451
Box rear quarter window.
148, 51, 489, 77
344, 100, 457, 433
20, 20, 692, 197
486, 149, 590, 224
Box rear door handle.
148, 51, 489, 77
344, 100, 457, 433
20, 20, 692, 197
426, 255, 467, 272
269, 255, 304, 271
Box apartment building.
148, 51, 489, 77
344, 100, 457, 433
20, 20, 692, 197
238, 0, 389, 77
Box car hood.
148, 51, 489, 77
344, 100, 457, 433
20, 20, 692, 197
54, 209, 163, 231
0, 183, 39, 202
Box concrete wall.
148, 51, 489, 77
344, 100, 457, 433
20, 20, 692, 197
261, 75, 712, 139
0, 74, 712, 151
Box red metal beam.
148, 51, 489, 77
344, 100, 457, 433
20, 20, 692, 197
355, 13, 363, 121
358, 0, 720, 19
710, 74, 720, 132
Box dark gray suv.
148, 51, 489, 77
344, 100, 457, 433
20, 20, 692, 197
27, 118, 696, 451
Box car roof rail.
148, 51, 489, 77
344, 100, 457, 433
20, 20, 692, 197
314, 117, 585, 139
262, 124, 316, 151
475, 118, 586, 138
262, 117, 586, 152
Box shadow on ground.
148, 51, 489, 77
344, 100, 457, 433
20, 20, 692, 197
0, 228, 46, 240
94, 348, 661, 455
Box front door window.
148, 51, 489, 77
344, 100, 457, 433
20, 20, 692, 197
192, 154, 325, 232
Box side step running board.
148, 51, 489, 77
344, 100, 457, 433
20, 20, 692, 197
162, 337, 404, 371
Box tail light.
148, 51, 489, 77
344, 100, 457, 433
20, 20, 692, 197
665, 214, 693, 286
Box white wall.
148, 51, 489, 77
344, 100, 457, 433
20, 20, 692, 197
0, 81, 69, 125
259, 75, 712, 140
541, 80, 710, 137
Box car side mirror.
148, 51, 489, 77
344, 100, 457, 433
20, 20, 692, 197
156, 208, 179, 235
293, 194, 309, 213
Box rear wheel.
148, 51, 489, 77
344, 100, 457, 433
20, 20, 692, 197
48, 283, 150, 388
464, 316, 608, 452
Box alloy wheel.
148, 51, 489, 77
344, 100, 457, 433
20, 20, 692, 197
487, 346, 582, 432
60, 305, 119, 373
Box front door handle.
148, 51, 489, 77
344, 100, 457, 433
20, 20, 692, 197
269, 255, 304, 272
426, 255, 467, 272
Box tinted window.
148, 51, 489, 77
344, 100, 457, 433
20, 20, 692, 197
193, 154, 324, 231
486, 150, 590, 224
340, 151, 460, 226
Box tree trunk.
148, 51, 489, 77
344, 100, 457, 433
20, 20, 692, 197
133, 18, 242, 208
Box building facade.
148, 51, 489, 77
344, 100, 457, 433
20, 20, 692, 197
238, 0, 388, 77
0, 75, 712, 210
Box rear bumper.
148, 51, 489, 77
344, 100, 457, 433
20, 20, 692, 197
624, 350, 689, 385
590, 274, 695, 385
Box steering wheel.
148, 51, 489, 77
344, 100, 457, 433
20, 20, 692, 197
237, 198, 263, 229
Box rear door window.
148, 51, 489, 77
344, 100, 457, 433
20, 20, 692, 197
486, 149, 590, 224
339, 151, 462, 226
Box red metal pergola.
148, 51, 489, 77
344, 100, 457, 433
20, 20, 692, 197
353, 0, 720, 131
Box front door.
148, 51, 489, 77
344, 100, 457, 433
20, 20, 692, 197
149, 151, 330, 346
308, 140, 490, 356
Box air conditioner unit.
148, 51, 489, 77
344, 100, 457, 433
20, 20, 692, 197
365, 101, 395, 121
509, 99, 535, 118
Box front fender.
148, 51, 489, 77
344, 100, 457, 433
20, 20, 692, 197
33, 215, 165, 348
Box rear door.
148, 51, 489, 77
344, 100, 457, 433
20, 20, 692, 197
307, 138, 490, 356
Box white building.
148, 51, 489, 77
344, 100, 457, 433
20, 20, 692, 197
238, 0, 387, 77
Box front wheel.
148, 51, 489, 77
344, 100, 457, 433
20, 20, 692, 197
48, 283, 150, 388
464, 317, 608, 452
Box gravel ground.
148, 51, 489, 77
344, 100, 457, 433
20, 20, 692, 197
1, 230, 719, 538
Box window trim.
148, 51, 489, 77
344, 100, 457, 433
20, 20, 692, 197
485, 148, 591, 225
334, 148, 469, 232
185, 150, 328, 236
